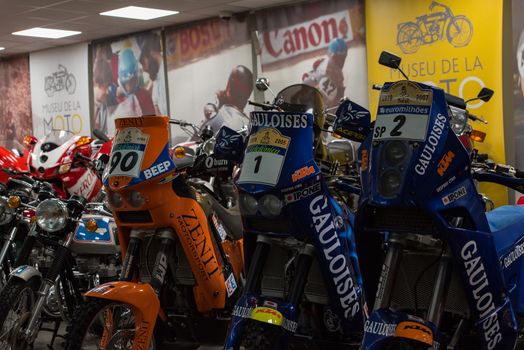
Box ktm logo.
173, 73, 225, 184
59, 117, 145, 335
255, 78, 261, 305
254, 308, 282, 319
437, 150, 455, 176
292, 166, 315, 182
403, 324, 431, 336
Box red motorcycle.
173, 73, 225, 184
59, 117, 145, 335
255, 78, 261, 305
28, 129, 111, 201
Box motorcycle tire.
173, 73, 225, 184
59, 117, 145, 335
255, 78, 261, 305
242, 319, 281, 350
397, 22, 422, 54
0, 277, 39, 349
65, 297, 162, 350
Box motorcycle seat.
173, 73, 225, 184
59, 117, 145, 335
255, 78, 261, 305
486, 205, 524, 232
207, 195, 243, 241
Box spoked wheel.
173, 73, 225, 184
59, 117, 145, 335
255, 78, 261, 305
447, 16, 473, 47
397, 22, 422, 54
65, 298, 157, 350
0, 278, 37, 350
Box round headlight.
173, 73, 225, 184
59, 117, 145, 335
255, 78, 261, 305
129, 191, 144, 208
36, 199, 68, 232
259, 195, 283, 218
379, 170, 402, 198
239, 193, 258, 216
450, 108, 467, 135
0, 197, 15, 225
108, 192, 123, 208
385, 141, 408, 165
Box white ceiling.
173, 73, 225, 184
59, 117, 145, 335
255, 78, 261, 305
0, 0, 298, 57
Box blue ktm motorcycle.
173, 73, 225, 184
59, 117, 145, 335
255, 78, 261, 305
215, 84, 366, 349
334, 50, 524, 349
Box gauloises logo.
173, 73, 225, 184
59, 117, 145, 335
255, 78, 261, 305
177, 209, 219, 280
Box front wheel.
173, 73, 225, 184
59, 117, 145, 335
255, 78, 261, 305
0, 277, 38, 350
65, 298, 159, 350
242, 319, 282, 350
447, 16, 473, 47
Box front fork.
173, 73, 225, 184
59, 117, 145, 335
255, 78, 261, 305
373, 233, 451, 329
229, 235, 315, 349
22, 231, 75, 343
0, 225, 19, 286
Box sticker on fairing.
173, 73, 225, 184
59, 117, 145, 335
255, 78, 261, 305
372, 113, 429, 141
225, 272, 238, 297
238, 128, 290, 186
211, 213, 227, 241
108, 127, 149, 178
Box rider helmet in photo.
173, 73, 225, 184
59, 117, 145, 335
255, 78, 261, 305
118, 48, 139, 96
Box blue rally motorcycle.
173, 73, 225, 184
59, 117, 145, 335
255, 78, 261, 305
334, 51, 524, 349
214, 84, 366, 349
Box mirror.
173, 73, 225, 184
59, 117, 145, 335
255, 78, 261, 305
379, 51, 402, 69
255, 77, 270, 92
477, 87, 494, 102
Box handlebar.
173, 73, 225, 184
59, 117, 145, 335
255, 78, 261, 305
248, 100, 278, 111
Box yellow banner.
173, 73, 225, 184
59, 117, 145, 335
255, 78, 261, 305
366, 0, 506, 205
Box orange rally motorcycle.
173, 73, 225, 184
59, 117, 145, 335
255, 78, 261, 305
65, 115, 244, 349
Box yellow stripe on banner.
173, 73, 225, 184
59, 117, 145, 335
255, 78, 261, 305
366, 0, 506, 206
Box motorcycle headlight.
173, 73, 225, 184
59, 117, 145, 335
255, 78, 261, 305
379, 170, 402, 198
239, 193, 258, 216
0, 197, 15, 225
384, 141, 408, 166
36, 199, 68, 232
450, 108, 467, 135
108, 192, 123, 209
259, 195, 283, 218
129, 191, 144, 208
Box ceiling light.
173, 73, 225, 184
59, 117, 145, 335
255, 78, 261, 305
12, 28, 81, 39
100, 6, 178, 20
0, 48, 5, 51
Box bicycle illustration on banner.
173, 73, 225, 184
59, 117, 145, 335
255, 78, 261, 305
396, 1, 473, 54
44, 64, 77, 97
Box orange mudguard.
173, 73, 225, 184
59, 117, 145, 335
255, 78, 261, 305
85, 281, 160, 350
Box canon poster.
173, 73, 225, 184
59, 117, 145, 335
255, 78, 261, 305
0, 55, 32, 152
165, 16, 253, 144
255, 0, 368, 110
30, 43, 90, 139
91, 30, 168, 138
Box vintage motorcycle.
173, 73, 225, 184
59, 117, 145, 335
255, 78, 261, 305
397, 1, 473, 54
215, 83, 365, 349
44, 64, 76, 97
334, 51, 524, 349
0, 191, 119, 349
65, 115, 244, 349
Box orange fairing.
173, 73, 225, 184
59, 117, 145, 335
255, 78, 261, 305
108, 116, 243, 313
85, 281, 160, 350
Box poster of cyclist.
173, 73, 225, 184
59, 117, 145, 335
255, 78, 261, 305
0, 55, 32, 153
512, 0, 524, 174
91, 30, 167, 138
165, 17, 254, 144
30, 43, 90, 139
366, 0, 506, 205
255, 0, 368, 110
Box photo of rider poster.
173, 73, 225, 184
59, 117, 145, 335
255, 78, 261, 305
91, 30, 167, 138
255, 0, 368, 110
512, 0, 524, 182
30, 43, 90, 139
165, 16, 253, 144
0, 55, 32, 152
366, 0, 506, 205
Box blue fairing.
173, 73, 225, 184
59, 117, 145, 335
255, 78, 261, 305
225, 110, 365, 347
356, 81, 522, 349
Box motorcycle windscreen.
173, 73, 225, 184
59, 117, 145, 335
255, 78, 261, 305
103, 116, 176, 190
236, 111, 318, 193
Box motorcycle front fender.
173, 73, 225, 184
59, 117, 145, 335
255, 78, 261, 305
84, 281, 160, 349
9, 265, 42, 282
